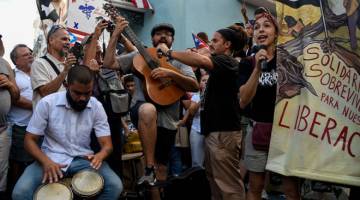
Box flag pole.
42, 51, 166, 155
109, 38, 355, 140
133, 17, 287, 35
319, 0, 329, 40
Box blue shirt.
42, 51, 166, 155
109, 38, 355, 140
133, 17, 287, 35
26, 91, 110, 171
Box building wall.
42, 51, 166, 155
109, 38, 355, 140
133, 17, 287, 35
130, 0, 256, 50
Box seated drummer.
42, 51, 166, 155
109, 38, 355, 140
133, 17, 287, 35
12, 65, 123, 200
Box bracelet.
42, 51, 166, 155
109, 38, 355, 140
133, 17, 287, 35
166, 49, 173, 59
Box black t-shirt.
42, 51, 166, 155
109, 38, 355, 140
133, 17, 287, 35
200, 54, 242, 135
238, 54, 277, 123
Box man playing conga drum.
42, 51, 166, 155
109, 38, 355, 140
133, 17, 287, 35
12, 65, 123, 200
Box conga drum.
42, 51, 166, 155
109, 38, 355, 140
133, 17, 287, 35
71, 170, 104, 199
33, 182, 73, 200
121, 152, 144, 197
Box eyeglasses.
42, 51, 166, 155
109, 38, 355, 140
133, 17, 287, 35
47, 24, 66, 42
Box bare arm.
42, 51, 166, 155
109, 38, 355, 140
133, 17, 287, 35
25, 133, 53, 166
14, 96, 32, 110
87, 136, 113, 170
25, 133, 66, 183
239, 67, 261, 109
36, 54, 77, 97
151, 66, 199, 92
241, 7, 249, 24
239, 50, 269, 108
180, 100, 200, 125
83, 21, 107, 66
103, 17, 129, 69
0, 59, 20, 101
97, 136, 113, 158
120, 34, 136, 53
158, 44, 214, 70
37, 70, 68, 97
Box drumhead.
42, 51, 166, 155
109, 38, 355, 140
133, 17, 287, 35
71, 170, 104, 197
34, 182, 73, 200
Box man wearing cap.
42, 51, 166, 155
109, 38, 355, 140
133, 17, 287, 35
103, 17, 198, 187
157, 28, 246, 200
31, 25, 77, 108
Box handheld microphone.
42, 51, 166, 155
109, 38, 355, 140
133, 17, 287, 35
251, 45, 267, 71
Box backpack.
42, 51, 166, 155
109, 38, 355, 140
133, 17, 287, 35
97, 68, 130, 115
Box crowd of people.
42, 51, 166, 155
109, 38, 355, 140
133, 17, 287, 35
0, 4, 358, 200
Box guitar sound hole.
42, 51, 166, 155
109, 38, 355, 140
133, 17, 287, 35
158, 79, 172, 90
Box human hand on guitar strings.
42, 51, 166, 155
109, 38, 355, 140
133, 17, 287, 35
151, 67, 176, 80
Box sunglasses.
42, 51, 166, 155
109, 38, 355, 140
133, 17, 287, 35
47, 24, 67, 42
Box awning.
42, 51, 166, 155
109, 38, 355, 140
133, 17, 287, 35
109, 0, 153, 13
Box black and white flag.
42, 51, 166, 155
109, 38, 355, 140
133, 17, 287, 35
36, 0, 59, 22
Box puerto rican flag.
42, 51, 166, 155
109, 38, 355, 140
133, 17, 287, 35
67, 0, 107, 44
131, 0, 153, 10
67, 27, 89, 44
192, 33, 209, 49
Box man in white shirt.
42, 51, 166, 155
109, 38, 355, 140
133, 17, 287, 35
12, 65, 122, 200
31, 25, 77, 108
7, 44, 35, 190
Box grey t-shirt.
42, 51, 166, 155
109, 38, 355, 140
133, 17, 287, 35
0, 58, 12, 127
116, 51, 196, 130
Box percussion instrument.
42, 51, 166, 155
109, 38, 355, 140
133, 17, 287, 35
71, 170, 104, 198
33, 182, 73, 200
123, 130, 143, 153
121, 152, 144, 197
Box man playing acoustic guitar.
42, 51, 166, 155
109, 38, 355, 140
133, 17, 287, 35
103, 16, 198, 188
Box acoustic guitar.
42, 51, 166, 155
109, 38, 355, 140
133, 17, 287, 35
104, 3, 185, 106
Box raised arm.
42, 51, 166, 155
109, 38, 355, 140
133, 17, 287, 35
83, 21, 108, 67
157, 43, 214, 70
103, 17, 129, 69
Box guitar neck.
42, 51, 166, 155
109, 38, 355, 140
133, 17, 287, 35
123, 26, 158, 69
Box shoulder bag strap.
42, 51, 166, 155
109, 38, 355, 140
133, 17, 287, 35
41, 55, 66, 86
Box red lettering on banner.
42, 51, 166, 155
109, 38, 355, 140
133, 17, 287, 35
294, 105, 301, 130
352, 73, 358, 89
334, 126, 348, 151
309, 112, 326, 138
291, 104, 359, 157
296, 105, 310, 132
320, 93, 339, 110
321, 117, 337, 145
342, 106, 360, 125
279, 101, 290, 129
348, 132, 360, 157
